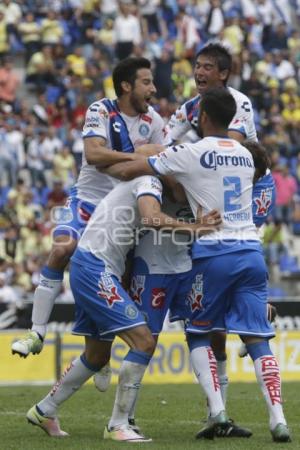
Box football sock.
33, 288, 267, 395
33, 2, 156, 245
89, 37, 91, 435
247, 341, 287, 429
188, 335, 224, 417
108, 350, 151, 429
37, 355, 101, 417
216, 356, 228, 407
128, 394, 138, 423
31, 267, 64, 338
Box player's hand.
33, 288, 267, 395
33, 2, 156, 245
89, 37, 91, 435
193, 206, 222, 237
135, 144, 165, 156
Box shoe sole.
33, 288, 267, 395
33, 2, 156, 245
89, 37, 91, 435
12, 349, 41, 358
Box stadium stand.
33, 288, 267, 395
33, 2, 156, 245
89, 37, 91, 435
0, 0, 300, 304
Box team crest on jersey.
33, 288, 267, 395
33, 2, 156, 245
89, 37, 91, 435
175, 111, 186, 123
187, 274, 204, 312
254, 188, 272, 216
139, 123, 150, 137
97, 273, 123, 308
151, 288, 166, 309
130, 275, 145, 305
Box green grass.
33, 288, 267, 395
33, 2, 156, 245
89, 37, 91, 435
0, 383, 298, 450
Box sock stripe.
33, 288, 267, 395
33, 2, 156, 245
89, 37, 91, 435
80, 354, 102, 372
41, 266, 64, 281
125, 349, 152, 366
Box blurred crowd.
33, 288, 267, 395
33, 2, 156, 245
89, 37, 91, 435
1, 0, 300, 303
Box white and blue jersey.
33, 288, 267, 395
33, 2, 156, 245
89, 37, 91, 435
148, 137, 274, 338
54, 99, 168, 240
252, 170, 276, 228
131, 198, 193, 335
168, 87, 257, 143
70, 176, 163, 338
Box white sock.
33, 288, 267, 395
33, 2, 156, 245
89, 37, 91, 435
37, 356, 97, 417
108, 360, 147, 429
253, 355, 286, 429
128, 393, 139, 422
190, 346, 224, 417
217, 359, 228, 407
31, 274, 63, 338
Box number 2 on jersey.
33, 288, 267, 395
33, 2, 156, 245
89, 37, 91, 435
223, 176, 241, 212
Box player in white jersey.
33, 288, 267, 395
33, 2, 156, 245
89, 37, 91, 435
26, 175, 221, 442
101, 88, 290, 443
168, 42, 257, 144
12, 57, 169, 358
166, 42, 258, 438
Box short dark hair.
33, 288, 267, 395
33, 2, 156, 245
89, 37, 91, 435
112, 57, 151, 97
196, 42, 232, 83
243, 140, 270, 183
200, 87, 237, 129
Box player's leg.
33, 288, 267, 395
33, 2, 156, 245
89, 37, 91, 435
12, 234, 76, 357
27, 337, 112, 437
209, 331, 252, 438
12, 197, 91, 357
104, 324, 155, 442
228, 250, 290, 443
125, 273, 172, 429
243, 336, 290, 442
184, 259, 232, 439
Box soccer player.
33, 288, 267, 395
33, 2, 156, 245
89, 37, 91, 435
11, 57, 169, 358
101, 88, 290, 443
26, 174, 221, 442
166, 42, 275, 437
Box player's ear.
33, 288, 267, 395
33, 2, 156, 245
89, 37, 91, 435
220, 69, 229, 82
120, 81, 131, 94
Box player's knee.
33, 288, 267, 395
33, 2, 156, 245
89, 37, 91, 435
136, 332, 156, 355
84, 349, 110, 368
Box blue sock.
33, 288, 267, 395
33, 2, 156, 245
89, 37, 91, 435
186, 333, 211, 352
124, 349, 152, 366
41, 266, 64, 281
246, 340, 272, 362
80, 353, 102, 372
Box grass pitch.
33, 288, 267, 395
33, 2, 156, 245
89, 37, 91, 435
0, 383, 299, 450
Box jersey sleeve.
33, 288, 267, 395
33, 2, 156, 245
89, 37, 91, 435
148, 144, 190, 176
135, 176, 163, 204
150, 112, 172, 146
228, 95, 257, 141
167, 104, 192, 142
82, 101, 109, 140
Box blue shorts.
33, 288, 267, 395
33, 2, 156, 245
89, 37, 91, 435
70, 259, 146, 339
53, 196, 95, 241
185, 250, 275, 338
130, 270, 194, 335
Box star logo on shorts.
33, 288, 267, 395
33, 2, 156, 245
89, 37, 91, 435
187, 275, 204, 312
188, 290, 203, 312
97, 281, 123, 308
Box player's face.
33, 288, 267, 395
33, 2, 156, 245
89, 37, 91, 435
194, 55, 228, 95
130, 68, 156, 114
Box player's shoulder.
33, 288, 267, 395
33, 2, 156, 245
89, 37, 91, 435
144, 105, 164, 125
228, 86, 251, 103
86, 98, 111, 115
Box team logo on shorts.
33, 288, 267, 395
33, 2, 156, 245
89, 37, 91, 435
97, 273, 123, 308
125, 305, 138, 319
187, 274, 204, 312
151, 288, 166, 309
254, 188, 272, 216
139, 123, 150, 137
130, 275, 145, 305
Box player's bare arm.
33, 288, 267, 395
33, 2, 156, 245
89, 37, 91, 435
100, 156, 154, 180
138, 196, 222, 237
135, 143, 165, 156
84, 136, 141, 167
228, 130, 245, 143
